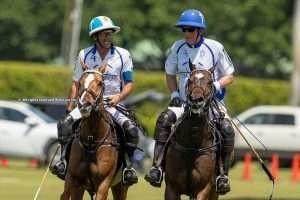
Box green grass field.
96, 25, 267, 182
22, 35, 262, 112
0, 161, 299, 200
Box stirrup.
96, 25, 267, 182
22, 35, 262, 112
144, 166, 163, 187
216, 174, 231, 195
122, 167, 138, 186
50, 160, 67, 180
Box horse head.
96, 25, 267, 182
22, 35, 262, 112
186, 60, 214, 114
77, 65, 107, 118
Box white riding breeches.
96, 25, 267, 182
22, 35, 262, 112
168, 101, 229, 121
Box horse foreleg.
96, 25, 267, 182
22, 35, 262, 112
195, 183, 212, 200
111, 182, 129, 200
61, 173, 85, 200
208, 186, 218, 200
60, 173, 72, 200
165, 184, 180, 200
94, 175, 114, 200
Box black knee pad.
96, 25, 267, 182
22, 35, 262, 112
154, 109, 176, 142
220, 119, 235, 152
123, 120, 140, 147
57, 116, 74, 144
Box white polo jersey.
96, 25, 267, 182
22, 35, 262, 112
165, 37, 235, 100
73, 45, 133, 96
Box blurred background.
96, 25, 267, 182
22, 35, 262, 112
0, 0, 300, 199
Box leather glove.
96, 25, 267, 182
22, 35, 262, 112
169, 97, 183, 107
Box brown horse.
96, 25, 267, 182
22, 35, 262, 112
164, 66, 218, 200
60, 67, 129, 200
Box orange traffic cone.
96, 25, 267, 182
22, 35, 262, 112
242, 152, 252, 181
28, 159, 39, 168
270, 154, 279, 180
291, 153, 300, 182
0, 158, 9, 168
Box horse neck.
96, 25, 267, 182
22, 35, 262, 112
190, 113, 210, 134
81, 107, 109, 139
177, 112, 211, 147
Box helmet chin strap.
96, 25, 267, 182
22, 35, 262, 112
193, 29, 201, 45
187, 29, 202, 47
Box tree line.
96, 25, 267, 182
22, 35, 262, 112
0, 0, 294, 78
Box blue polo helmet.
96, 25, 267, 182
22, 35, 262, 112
175, 9, 206, 29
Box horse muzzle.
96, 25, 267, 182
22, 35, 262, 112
80, 104, 92, 118
188, 96, 206, 114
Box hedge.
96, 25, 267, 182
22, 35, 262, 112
0, 61, 290, 136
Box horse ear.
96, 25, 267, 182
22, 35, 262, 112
98, 63, 107, 74
189, 59, 195, 72
79, 58, 88, 71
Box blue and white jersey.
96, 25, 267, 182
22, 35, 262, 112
165, 37, 235, 100
73, 45, 133, 96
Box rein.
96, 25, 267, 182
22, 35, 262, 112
77, 70, 118, 160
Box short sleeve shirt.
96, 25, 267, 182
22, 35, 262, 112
165, 37, 234, 100
73, 45, 133, 96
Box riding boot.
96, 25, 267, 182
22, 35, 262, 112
216, 151, 232, 195
144, 109, 176, 187
50, 142, 70, 180
122, 120, 139, 186
144, 141, 165, 187
123, 148, 138, 186
50, 115, 75, 180
216, 118, 235, 195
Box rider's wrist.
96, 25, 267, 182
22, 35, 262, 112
213, 81, 221, 92
118, 94, 123, 101
170, 91, 180, 100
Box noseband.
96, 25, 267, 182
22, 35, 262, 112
77, 70, 104, 111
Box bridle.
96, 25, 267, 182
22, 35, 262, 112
186, 69, 214, 115
76, 70, 118, 158
77, 70, 105, 115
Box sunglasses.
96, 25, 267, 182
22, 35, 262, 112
181, 27, 196, 33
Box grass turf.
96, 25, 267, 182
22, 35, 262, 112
0, 161, 299, 199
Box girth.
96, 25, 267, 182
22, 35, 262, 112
78, 124, 119, 162
170, 139, 217, 155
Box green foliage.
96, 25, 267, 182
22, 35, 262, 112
0, 0, 65, 61
0, 62, 291, 136
0, 0, 293, 77
0, 62, 71, 99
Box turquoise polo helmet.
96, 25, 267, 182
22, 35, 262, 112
89, 16, 120, 36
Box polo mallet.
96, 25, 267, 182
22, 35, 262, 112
33, 144, 61, 200
229, 117, 275, 200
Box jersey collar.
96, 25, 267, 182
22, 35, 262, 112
186, 36, 204, 48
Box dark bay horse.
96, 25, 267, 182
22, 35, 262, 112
164, 65, 218, 200
61, 67, 128, 200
